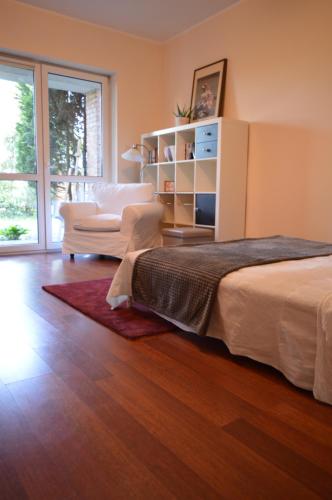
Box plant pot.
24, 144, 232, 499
175, 116, 189, 127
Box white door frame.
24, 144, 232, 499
42, 64, 110, 250
0, 56, 110, 253
0, 56, 46, 253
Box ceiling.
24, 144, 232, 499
19, 0, 240, 42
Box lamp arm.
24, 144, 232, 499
133, 143, 149, 151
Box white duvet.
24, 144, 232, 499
106, 250, 332, 405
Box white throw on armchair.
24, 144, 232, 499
59, 183, 164, 258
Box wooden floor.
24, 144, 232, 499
0, 253, 332, 499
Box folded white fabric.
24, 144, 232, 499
73, 214, 121, 232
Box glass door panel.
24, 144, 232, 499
48, 73, 102, 177
0, 65, 37, 175
0, 59, 109, 253
45, 69, 106, 247
0, 62, 42, 251
0, 180, 38, 245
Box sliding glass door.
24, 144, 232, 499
0, 58, 109, 253
0, 62, 44, 251
43, 66, 109, 248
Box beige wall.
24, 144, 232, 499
2, 0, 332, 241
164, 0, 332, 241
1, 0, 165, 182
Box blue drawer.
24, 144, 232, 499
196, 124, 218, 143
195, 140, 217, 159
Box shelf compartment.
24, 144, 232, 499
195, 193, 216, 226
159, 133, 176, 162
176, 163, 194, 193
159, 193, 175, 224
176, 129, 195, 161
195, 159, 217, 192
142, 164, 158, 192
143, 136, 158, 164
159, 163, 175, 192
175, 193, 194, 226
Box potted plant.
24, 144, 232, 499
173, 104, 193, 127
0, 224, 28, 241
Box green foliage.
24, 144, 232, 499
0, 180, 36, 218
10, 84, 87, 183
173, 104, 193, 118
14, 83, 36, 173
1, 83, 88, 218
0, 224, 28, 240
0, 83, 37, 224
49, 90, 87, 174
49, 89, 87, 201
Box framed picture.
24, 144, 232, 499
190, 59, 227, 122
164, 180, 175, 192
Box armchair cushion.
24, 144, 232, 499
92, 183, 153, 215
73, 214, 121, 232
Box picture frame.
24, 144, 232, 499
190, 59, 227, 122
164, 180, 175, 192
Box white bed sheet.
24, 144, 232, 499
106, 250, 332, 404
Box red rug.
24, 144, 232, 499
42, 278, 178, 339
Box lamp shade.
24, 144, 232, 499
121, 144, 144, 163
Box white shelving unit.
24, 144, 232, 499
141, 117, 248, 241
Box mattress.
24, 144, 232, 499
106, 250, 332, 405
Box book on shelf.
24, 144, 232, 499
185, 142, 195, 160
148, 147, 158, 163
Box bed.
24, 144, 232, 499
106, 238, 332, 405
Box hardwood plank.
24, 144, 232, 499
146, 332, 312, 410
0, 345, 51, 385
0, 456, 29, 500
0, 384, 77, 499
8, 373, 174, 499
230, 407, 332, 476
0, 300, 61, 350
0, 252, 331, 499
36, 338, 111, 382
224, 418, 332, 498
34, 343, 220, 499
274, 402, 332, 446
104, 338, 253, 425
34, 341, 114, 410
145, 334, 332, 473
98, 362, 318, 499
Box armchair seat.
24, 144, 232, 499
73, 213, 121, 232
59, 183, 164, 258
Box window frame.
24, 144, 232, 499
0, 55, 111, 253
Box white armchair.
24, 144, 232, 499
59, 183, 164, 258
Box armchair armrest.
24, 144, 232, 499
121, 202, 164, 250
59, 201, 98, 232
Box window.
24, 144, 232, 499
0, 57, 110, 252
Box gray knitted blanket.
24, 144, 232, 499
132, 236, 332, 335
